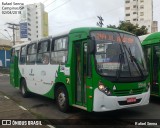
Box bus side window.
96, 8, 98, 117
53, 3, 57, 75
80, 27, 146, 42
51, 37, 68, 64
20, 45, 26, 64
26, 43, 37, 64
37, 40, 50, 64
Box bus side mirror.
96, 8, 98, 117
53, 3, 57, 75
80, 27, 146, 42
88, 37, 95, 54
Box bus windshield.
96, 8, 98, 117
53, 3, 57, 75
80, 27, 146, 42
91, 31, 148, 81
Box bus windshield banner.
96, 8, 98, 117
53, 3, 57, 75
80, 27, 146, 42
93, 31, 134, 44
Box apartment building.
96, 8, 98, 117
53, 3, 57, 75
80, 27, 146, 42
125, 0, 158, 33
20, 3, 48, 41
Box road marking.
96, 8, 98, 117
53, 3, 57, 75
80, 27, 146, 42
4, 96, 10, 99
47, 125, 55, 128
19, 105, 27, 111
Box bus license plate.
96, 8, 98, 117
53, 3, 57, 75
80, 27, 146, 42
127, 97, 136, 103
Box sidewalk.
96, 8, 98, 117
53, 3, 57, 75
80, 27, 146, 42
0, 92, 51, 127
0, 92, 36, 119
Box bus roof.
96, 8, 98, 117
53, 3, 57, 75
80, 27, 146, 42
142, 32, 160, 46
70, 27, 135, 36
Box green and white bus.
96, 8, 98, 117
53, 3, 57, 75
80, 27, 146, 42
142, 32, 160, 97
10, 27, 150, 112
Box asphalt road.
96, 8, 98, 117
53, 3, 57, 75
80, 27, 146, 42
0, 75, 160, 128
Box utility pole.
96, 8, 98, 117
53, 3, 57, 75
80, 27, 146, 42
97, 16, 104, 27
6, 23, 19, 46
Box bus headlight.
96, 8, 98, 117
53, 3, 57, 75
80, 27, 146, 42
98, 82, 112, 96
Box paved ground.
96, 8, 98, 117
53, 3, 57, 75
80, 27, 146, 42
1, 73, 160, 128
0, 91, 53, 127
0, 73, 52, 127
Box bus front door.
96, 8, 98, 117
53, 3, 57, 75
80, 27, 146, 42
74, 42, 87, 107
10, 49, 19, 87
152, 45, 160, 95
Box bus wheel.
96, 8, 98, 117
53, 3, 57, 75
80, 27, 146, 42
20, 79, 29, 98
56, 86, 69, 112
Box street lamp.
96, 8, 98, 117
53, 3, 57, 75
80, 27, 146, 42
4, 29, 12, 40
0, 29, 10, 40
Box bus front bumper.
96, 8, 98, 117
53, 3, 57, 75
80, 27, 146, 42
93, 88, 150, 112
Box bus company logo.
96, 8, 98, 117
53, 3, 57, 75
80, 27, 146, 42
129, 89, 133, 94
2, 120, 11, 125
113, 85, 116, 90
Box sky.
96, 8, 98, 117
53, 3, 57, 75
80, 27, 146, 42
0, 0, 159, 39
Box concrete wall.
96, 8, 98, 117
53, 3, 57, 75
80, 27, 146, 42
0, 39, 12, 46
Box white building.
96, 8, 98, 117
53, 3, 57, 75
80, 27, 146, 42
20, 3, 48, 41
125, 0, 158, 33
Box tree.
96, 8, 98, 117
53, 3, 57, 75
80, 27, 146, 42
107, 24, 117, 29
107, 21, 148, 36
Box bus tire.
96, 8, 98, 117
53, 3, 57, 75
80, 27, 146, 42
20, 79, 29, 98
56, 86, 70, 112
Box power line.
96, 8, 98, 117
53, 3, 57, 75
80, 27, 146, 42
42, 0, 49, 4
48, 4, 124, 29
48, 0, 71, 13
45, 0, 57, 8
0, 31, 10, 40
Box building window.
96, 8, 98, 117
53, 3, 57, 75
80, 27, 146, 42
26, 43, 37, 64
51, 37, 68, 64
140, 12, 144, 16
140, 18, 144, 21
125, 0, 130, 3
140, 5, 144, 9
27, 13, 31, 16
133, 12, 137, 14
28, 33, 31, 36
133, 5, 137, 8
133, 19, 138, 21
36, 26, 38, 28
27, 18, 31, 21
140, 0, 144, 2
126, 13, 130, 16
125, 7, 130, 10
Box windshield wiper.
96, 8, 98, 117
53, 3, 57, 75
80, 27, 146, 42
119, 34, 144, 78
116, 44, 124, 81
127, 47, 144, 78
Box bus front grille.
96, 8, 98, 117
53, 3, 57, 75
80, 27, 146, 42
114, 88, 144, 96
